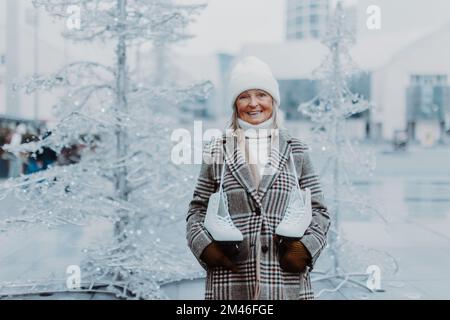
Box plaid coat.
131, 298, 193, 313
186, 128, 330, 300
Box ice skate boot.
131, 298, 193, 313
275, 187, 312, 239
204, 191, 243, 243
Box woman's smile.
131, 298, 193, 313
247, 110, 263, 117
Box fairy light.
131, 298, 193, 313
298, 2, 399, 298
0, 0, 210, 299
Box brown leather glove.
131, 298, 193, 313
273, 235, 312, 273
200, 242, 238, 272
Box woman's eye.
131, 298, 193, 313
257, 92, 267, 97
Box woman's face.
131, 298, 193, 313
235, 89, 273, 125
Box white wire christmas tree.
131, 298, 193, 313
298, 1, 398, 298
0, 0, 211, 299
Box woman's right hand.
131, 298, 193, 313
200, 242, 238, 272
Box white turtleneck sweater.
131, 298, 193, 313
236, 117, 275, 190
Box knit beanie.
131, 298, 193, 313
228, 56, 280, 109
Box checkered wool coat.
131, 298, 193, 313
186, 128, 331, 300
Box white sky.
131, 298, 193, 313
177, 0, 450, 56
177, 0, 285, 55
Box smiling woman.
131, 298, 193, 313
186, 56, 330, 300
228, 56, 282, 132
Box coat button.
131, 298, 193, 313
261, 245, 269, 253
255, 207, 261, 215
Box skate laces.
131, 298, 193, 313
281, 151, 307, 223
217, 192, 238, 229
217, 214, 236, 228
216, 157, 237, 229
283, 189, 306, 223
284, 208, 306, 221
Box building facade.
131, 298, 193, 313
286, 0, 331, 40
286, 0, 357, 41
371, 25, 450, 144
1, 0, 69, 121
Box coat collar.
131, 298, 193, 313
221, 128, 292, 208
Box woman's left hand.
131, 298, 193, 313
273, 235, 312, 273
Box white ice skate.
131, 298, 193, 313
275, 153, 313, 239
275, 186, 312, 239
204, 160, 243, 243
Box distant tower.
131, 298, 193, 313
286, 0, 331, 40
286, 0, 357, 41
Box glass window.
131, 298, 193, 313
310, 15, 319, 24
410, 74, 447, 86
407, 74, 449, 120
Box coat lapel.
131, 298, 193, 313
257, 128, 292, 203
223, 132, 261, 207
222, 128, 292, 208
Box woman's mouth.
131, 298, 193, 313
247, 111, 262, 117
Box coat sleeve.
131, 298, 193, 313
186, 140, 218, 271
298, 149, 331, 271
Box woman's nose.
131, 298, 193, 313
249, 95, 259, 106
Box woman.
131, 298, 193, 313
186, 56, 330, 300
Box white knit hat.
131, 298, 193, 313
228, 56, 280, 109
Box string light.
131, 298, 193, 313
0, 0, 210, 299
298, 2, 400, 298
